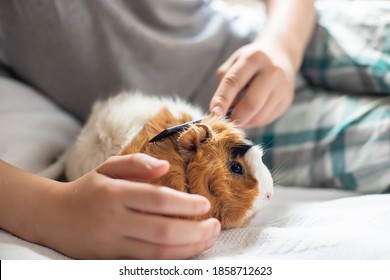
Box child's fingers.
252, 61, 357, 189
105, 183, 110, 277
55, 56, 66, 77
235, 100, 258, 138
121, 213, 220, 246
96, 153, 170, 181
230, 68, 278, 127
246, 92, 283, 128
216, 51, 239, 82
120, 182, 211, 216
117, 234, 217, 260
210, 56, 257, 116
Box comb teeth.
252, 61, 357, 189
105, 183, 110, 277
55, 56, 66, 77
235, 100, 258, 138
148, 118, 203, 143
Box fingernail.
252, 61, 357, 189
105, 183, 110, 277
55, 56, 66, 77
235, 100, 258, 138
149, 158, 168, 168
211, 106, 223, 116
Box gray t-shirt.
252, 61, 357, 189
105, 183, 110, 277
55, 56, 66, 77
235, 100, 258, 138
0, 0, 262, 121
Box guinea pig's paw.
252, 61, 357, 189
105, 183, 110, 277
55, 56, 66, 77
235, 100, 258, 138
178, 123, 213, 151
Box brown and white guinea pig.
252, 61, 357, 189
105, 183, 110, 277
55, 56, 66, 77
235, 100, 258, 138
65, 91, 273, 228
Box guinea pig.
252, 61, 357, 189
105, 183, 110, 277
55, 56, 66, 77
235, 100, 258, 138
65, 91, 273, 228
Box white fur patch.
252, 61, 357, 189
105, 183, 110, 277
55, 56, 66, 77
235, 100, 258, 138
244, 145, 274, 218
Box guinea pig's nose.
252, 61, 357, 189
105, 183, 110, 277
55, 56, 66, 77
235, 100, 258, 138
266, 192, 272, 200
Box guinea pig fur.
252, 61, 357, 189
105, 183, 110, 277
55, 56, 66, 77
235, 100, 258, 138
65, 91, 273, 229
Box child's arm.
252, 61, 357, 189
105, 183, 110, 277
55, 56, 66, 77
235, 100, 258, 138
0, 154, 220, 259
210, 0, 316, 128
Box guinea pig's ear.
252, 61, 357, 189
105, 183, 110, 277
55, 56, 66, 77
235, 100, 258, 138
178, 123, 213, 151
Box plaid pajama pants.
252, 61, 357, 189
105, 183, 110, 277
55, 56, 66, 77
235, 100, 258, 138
252, 1, 390, 194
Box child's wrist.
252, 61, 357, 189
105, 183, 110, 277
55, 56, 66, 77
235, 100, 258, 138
28, 179, 68, 246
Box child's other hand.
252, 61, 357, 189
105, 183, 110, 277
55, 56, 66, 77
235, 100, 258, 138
42, 154, 220, 259
210, 41, 295, 128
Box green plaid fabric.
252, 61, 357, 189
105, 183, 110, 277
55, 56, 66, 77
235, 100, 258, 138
301, 1, 390, 95
252, 80, 390, 194
251, 1, 390, 194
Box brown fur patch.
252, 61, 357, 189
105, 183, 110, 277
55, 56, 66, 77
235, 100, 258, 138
120, 108, 260, 228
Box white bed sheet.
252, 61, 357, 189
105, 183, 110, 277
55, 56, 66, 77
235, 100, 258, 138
198, 187, 390, 260
1, 186, 389, 260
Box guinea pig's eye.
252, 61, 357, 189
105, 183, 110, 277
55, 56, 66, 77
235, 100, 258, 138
229, 161, 244, 176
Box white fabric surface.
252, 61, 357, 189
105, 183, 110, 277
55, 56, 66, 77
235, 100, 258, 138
197, 187, 390, 260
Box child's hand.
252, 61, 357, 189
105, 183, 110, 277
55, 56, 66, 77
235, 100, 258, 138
210, 41, 295, 128
41, 154, 220, 259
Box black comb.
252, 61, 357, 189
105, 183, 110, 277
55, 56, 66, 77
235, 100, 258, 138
148, 108, 234, 143
148, 118, 203, 143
